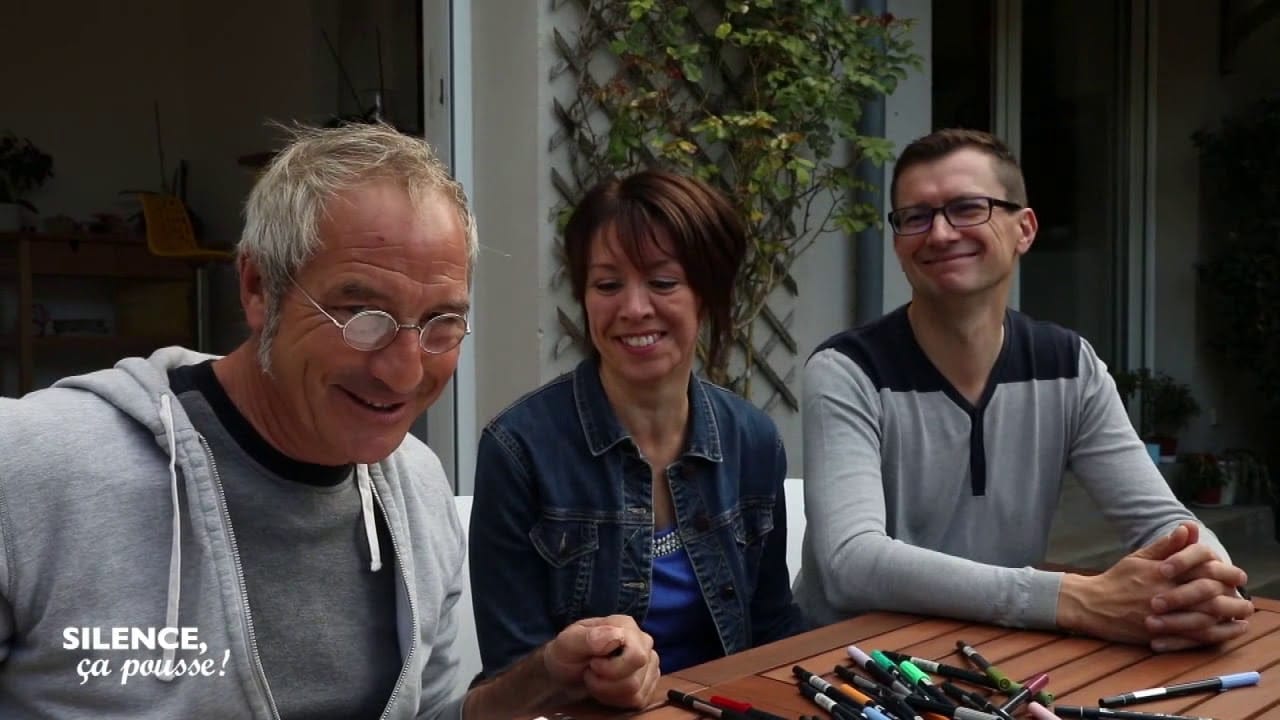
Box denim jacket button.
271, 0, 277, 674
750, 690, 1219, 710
694, 514, 710, 531
720, 583, 735, 598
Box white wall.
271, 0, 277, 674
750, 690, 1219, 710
1152, 0, 1279, 456
881, 0, 932, 314
467, 0, 550, 437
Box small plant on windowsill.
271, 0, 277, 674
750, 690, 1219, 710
0, 132, 54, 215
1180, 449, 1276, 508
1111, 368, 1201, 456
1179, 452, 1228, 506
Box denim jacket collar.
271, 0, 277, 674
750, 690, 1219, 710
572, 357, 723, 463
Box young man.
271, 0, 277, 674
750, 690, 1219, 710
0, 123, 659, 718
793, 128, 1252, 651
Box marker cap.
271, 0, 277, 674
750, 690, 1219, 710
847, 645, 874, 667
869, 650, 897, 672
899, 660, 929, 685
1221, 671, 1261, 689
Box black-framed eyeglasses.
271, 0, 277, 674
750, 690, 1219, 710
887, 196, 1024, 236
291, 280, 471, 354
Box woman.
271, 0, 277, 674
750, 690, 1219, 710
469, 169, 805, 679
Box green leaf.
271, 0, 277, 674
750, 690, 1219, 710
558, 0, 922, 397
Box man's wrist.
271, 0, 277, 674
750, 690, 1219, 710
1056, 573, 1090, 634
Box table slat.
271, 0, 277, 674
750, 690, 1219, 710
672, 612, 920, 686
759, 617, 970, 683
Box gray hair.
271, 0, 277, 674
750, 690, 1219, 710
237, 121, 478, 372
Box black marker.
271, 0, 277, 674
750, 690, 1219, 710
798, 682, 866, 720
941, 681, 1014, 720
836, 667, 923, 720
847, 645, 915, 697
1099, 671, 1260, 708
794, 666, 882, 718
880, 651, 1000, 689
668, 688, 749, 720
954, 640, 1012, 692
1053, 706, 1216, 720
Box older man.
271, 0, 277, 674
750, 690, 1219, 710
0, 123, 658, 718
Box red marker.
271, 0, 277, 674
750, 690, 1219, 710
710, 695, 789, 720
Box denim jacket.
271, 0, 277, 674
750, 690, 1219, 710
469, 358, 806, 677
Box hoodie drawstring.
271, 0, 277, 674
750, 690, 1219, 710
157, 393, 181, 682
357, 464, 383, 572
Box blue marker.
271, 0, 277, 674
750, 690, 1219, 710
1099, 671, 1260, 707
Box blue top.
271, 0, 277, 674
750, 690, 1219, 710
642, 529, 721, 673
469, 357, 808, 678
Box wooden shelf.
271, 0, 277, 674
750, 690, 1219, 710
38, 334, 190, 352
0, 233, 191, 280
0, 334, 189, 353
0, 231, 198, 395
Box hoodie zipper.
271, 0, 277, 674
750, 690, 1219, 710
198, 434, 283, 720
371, 475, 417, 720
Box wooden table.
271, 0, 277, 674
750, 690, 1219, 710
540, 596, 1280, 719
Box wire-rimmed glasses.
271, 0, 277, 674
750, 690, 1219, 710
291, 281, 470, 354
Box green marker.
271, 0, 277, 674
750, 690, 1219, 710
955, 639, 1013, 691
869, 650, 911, 686
954, 640, 1053, 705
899, 659, 954, 706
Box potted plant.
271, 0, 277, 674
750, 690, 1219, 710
0, 132, 55, 231
1180, 452, 1230, 506
1145, 372, 1200, 456
551, 1, 918, 401
1110, 367, 1200, 457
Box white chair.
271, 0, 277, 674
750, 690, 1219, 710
784, 477, 805, 585
451, 495, 482, 696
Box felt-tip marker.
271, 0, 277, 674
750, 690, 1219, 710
709, 695, 789, 720
794, 666, 889, 720
899, 659, 958, 708
954, 640, 1013, 692
667, 689, 749, 720
1099, 671, 1260, 707
880, 651, 1000, 689
836, 667, 925, 720
848, 645, 915, 697
799, 682, 866, 720
1053, 706, 1217, 720
940, 681, 1014, 720
954, 640, 1052, 705
997, 673, 1048, 715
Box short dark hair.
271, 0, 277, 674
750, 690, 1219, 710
563, 170, 747, 373
890, 128, 1028, 207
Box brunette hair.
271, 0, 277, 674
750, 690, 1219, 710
563, 170, 747, 372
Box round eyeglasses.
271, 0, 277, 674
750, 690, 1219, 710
291, 281, 471, 354
887, 196, 1023, 236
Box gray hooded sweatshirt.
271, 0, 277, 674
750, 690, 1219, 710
0, 347, 465, 719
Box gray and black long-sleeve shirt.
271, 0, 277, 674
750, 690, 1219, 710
792, 305, 1227, 628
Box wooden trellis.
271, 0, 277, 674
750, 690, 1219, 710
547, 0, 804, 411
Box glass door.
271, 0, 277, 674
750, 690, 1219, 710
1016, 0, 1129, 366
